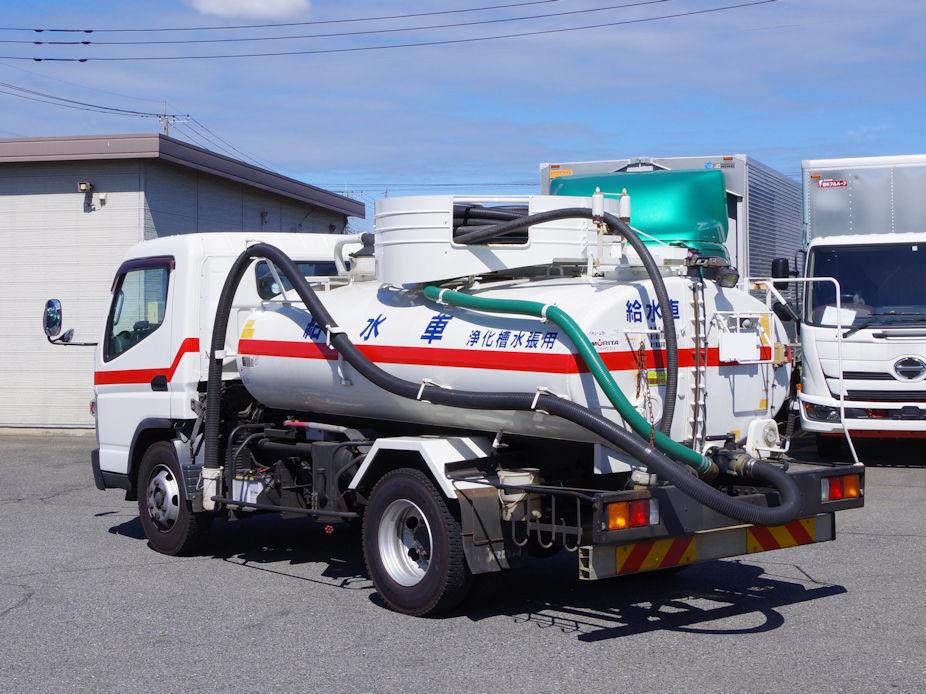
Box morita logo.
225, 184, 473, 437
818, 179, 848, 188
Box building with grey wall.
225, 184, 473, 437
0, 133, 365, 427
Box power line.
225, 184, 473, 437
0, 1, 778, 62
0, 1, 563, 33
1, 1, 670, 47
0, 86, 126, 114
189, 117, 272, 169
0, 78, 182, 117
0, 78, 267, 170
171, 122, 213, 148
0, 58, 158, 103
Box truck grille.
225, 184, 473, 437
844, 390, 926, 402
839, 371, 894, 381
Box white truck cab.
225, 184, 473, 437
90, 232, 362, 492
797, 156, 926, 457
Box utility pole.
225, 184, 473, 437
158, 101, 189, 136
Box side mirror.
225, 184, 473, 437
42, 299, 97, 347
773, 301, 799, 323
771, 257, 790, 289
44, 299, 63, 338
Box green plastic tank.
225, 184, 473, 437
549, 169, 729, 259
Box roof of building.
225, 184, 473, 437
0, 132, 364, 218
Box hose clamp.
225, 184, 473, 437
325, 325, 347, 349
540, 303, 556, 323
416, 378, 445, 401
530, 386, 555, 413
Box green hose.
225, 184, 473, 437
422, 285, 712, 474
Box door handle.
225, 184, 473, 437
150, 375, 168, 392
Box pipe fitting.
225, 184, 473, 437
713, 449, 757, 478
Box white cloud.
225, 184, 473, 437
846, 124, 889, 143
185, 0, 311, 20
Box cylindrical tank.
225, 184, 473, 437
236, 272, 791, 446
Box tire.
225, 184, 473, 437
137, 441, 212, 555
816, 434, 843, 459
362, 468, 472, 616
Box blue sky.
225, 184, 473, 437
1, 1, 923, 228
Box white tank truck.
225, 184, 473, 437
45, 192, 864, 616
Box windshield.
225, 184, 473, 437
806, 242, 926, 327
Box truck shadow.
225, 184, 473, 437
108, 513, 847, 641
464, 555, 847, 642
788, 430, 926, 468
210, 514, 372, 591
846, 439, 926, 468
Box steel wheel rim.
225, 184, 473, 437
145, 464, 180, 531
378, 498, 432, 586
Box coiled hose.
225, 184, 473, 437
205, 243, 803, 527
453, 204, 529, 241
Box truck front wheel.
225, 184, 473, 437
137, 441, 212, 555
362, 468, 472, 616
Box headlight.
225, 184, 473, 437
803, 402, 841, 422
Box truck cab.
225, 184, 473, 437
799, 233, 926, 453
90, 232, 360, 496
798, 155, 926, 456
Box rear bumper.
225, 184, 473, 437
580, 514, 832, 580
578, 462, 863, 580
457, 459, 864, 578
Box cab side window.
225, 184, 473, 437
104, 261, 171, 361
255, 260, 341, 300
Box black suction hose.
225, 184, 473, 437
205, 243, 802, 527
457, 207, 679, 436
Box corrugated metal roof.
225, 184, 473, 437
0, 132, 365, 218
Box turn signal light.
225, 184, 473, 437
821, 474, 861, 502
608, 499, 659, 530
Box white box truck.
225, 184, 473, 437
793, 154, 926, 457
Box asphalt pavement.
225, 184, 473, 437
1, 430, 923, 693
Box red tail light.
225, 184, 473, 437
822, 474, 860, 502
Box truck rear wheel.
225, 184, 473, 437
137, 441, 212, 555
362, 468, 471, 616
